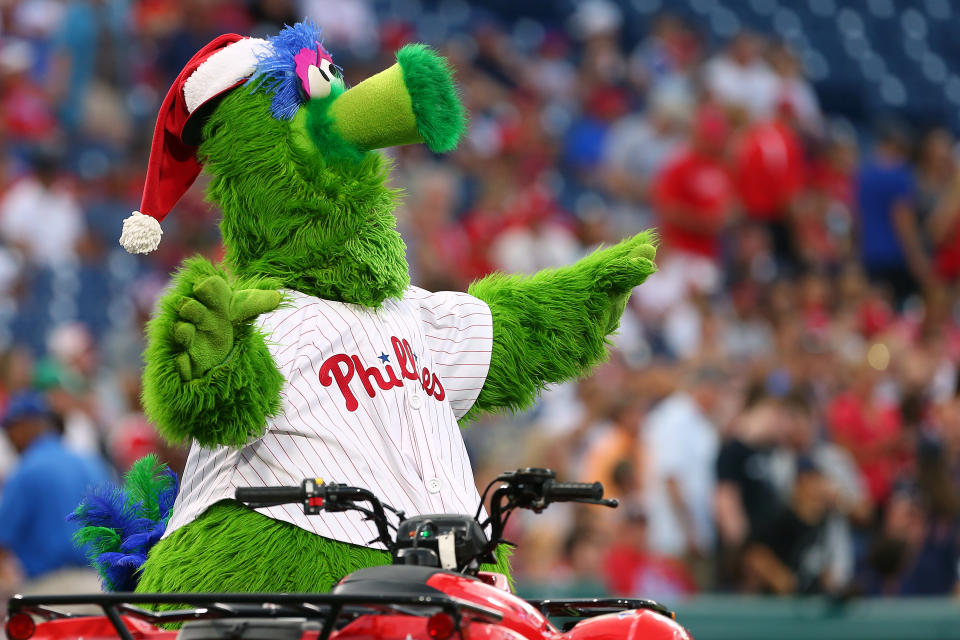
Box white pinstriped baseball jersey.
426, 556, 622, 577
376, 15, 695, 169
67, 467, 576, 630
162, 286, 493, 549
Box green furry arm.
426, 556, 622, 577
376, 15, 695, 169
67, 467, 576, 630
142, 257, 284, 448
465, 231, 657, 418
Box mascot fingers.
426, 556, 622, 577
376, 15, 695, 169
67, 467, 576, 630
172, 322, 195, 348
178, 297, 216, 330
230, 289, 282, 324
596, 256, 657, 295
627, 236, 657, 261
192, 275, 232, 314
175, 352, 193, 381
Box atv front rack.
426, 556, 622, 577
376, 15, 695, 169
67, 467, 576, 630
8, 592, 504, 640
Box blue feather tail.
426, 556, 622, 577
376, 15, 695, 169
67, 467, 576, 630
69, 455, 179, 592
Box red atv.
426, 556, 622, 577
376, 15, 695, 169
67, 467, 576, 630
6, 468, 692, 640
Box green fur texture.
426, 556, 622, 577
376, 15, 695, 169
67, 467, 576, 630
202, 90, 410, 308
138, 501, 389, 594
137, 501, 513, 594
303, 84, 365, 164
142, 256, 284, 448
465, 232, 657, 419
396, 44, 467, 153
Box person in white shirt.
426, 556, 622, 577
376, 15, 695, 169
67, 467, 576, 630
704, 32, 779, 122
601, 88, 688, 228
0, 152, 84, 267
768, 43, 823, 138
642, 366, 726, 579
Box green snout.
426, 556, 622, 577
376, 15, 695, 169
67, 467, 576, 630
327, 44, 467, 153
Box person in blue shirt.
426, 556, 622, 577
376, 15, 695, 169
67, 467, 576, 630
856, 123, 935, 306
0, 391, 112, 590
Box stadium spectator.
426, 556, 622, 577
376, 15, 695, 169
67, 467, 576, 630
861, 480, 960, 596
642, 365, 725, 586
767, 43, 823, 138
37, 323, 102, 457
524, 527, 611, 598
653, 103, 734, 262
0, 40, 59, 145
777, 394, 871, 524
0, 149, 84, 267
703, 31, 778, 122
929, 195, 960, 286
742, 458, 832, 594
580, 399, 645, 504
856, 122, 934, 304
601, 87, 687, 224
602, 506, 697, 601
771, 393, 867, 592
626, 12, 700, 96
827, 359, 904, 507
0, 391, 110, 595
914, 128, 956, 231
732, 99, 806, 271
925, 147, 960, 286
49, 0, 132, 139
643, 104, 734, 313
714, 389, 786, 587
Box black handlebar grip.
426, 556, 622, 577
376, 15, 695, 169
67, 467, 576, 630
235, 486, 304, 504
543, 481, 604, 501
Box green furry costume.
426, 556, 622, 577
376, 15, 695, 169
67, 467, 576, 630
85, 22, 656, 595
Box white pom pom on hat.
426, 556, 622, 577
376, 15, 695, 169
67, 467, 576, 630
123, 34, 269, 254
119, 211, 163, 254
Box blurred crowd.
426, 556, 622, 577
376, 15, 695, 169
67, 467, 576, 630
1, 0, 960, 605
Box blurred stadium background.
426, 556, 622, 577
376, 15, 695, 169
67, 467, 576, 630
2, 0, 960, 637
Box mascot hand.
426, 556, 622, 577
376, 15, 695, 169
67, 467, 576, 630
171, 274, 281, 380
590, 233, 657, 332
593, 233, 657, 291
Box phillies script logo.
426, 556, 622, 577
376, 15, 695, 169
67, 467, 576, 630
319, 336, 445, 411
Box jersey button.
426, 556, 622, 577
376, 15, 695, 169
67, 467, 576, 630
426, 478, 442, 494
409, 394, 423, 410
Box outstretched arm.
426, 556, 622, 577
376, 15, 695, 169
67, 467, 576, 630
142, 257, 284, 448
465, 231, 656, 417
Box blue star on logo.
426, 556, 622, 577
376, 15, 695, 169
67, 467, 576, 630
378, 352, 390, 363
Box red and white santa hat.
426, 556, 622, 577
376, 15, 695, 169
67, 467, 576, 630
120, 34, 271, 254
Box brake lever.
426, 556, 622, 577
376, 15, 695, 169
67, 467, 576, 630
576, 498, 619, 508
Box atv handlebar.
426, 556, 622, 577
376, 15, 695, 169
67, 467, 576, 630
234, 468, 617, 573
483, 470, 617, 563
235, 486, 304, 506
542, 481, 604, 502
236, 480, 394, 550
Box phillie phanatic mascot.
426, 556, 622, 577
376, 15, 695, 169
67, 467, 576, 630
71, 21, 657, 594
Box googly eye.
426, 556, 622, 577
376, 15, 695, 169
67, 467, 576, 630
306, 64, 332, 99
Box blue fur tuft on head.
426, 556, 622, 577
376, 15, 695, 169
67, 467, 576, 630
247, 19, 336, 121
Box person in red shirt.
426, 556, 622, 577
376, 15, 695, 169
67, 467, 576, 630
827, 362, 904, 506
652, 103, 735, 261
603, 507, 697, 601
733, 100, 806, 269
928, 170, 960, 284
638, 104, 734, 313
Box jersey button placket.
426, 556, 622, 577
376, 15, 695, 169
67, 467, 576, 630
408, 394, 423, 410
426, 477, 442, 494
